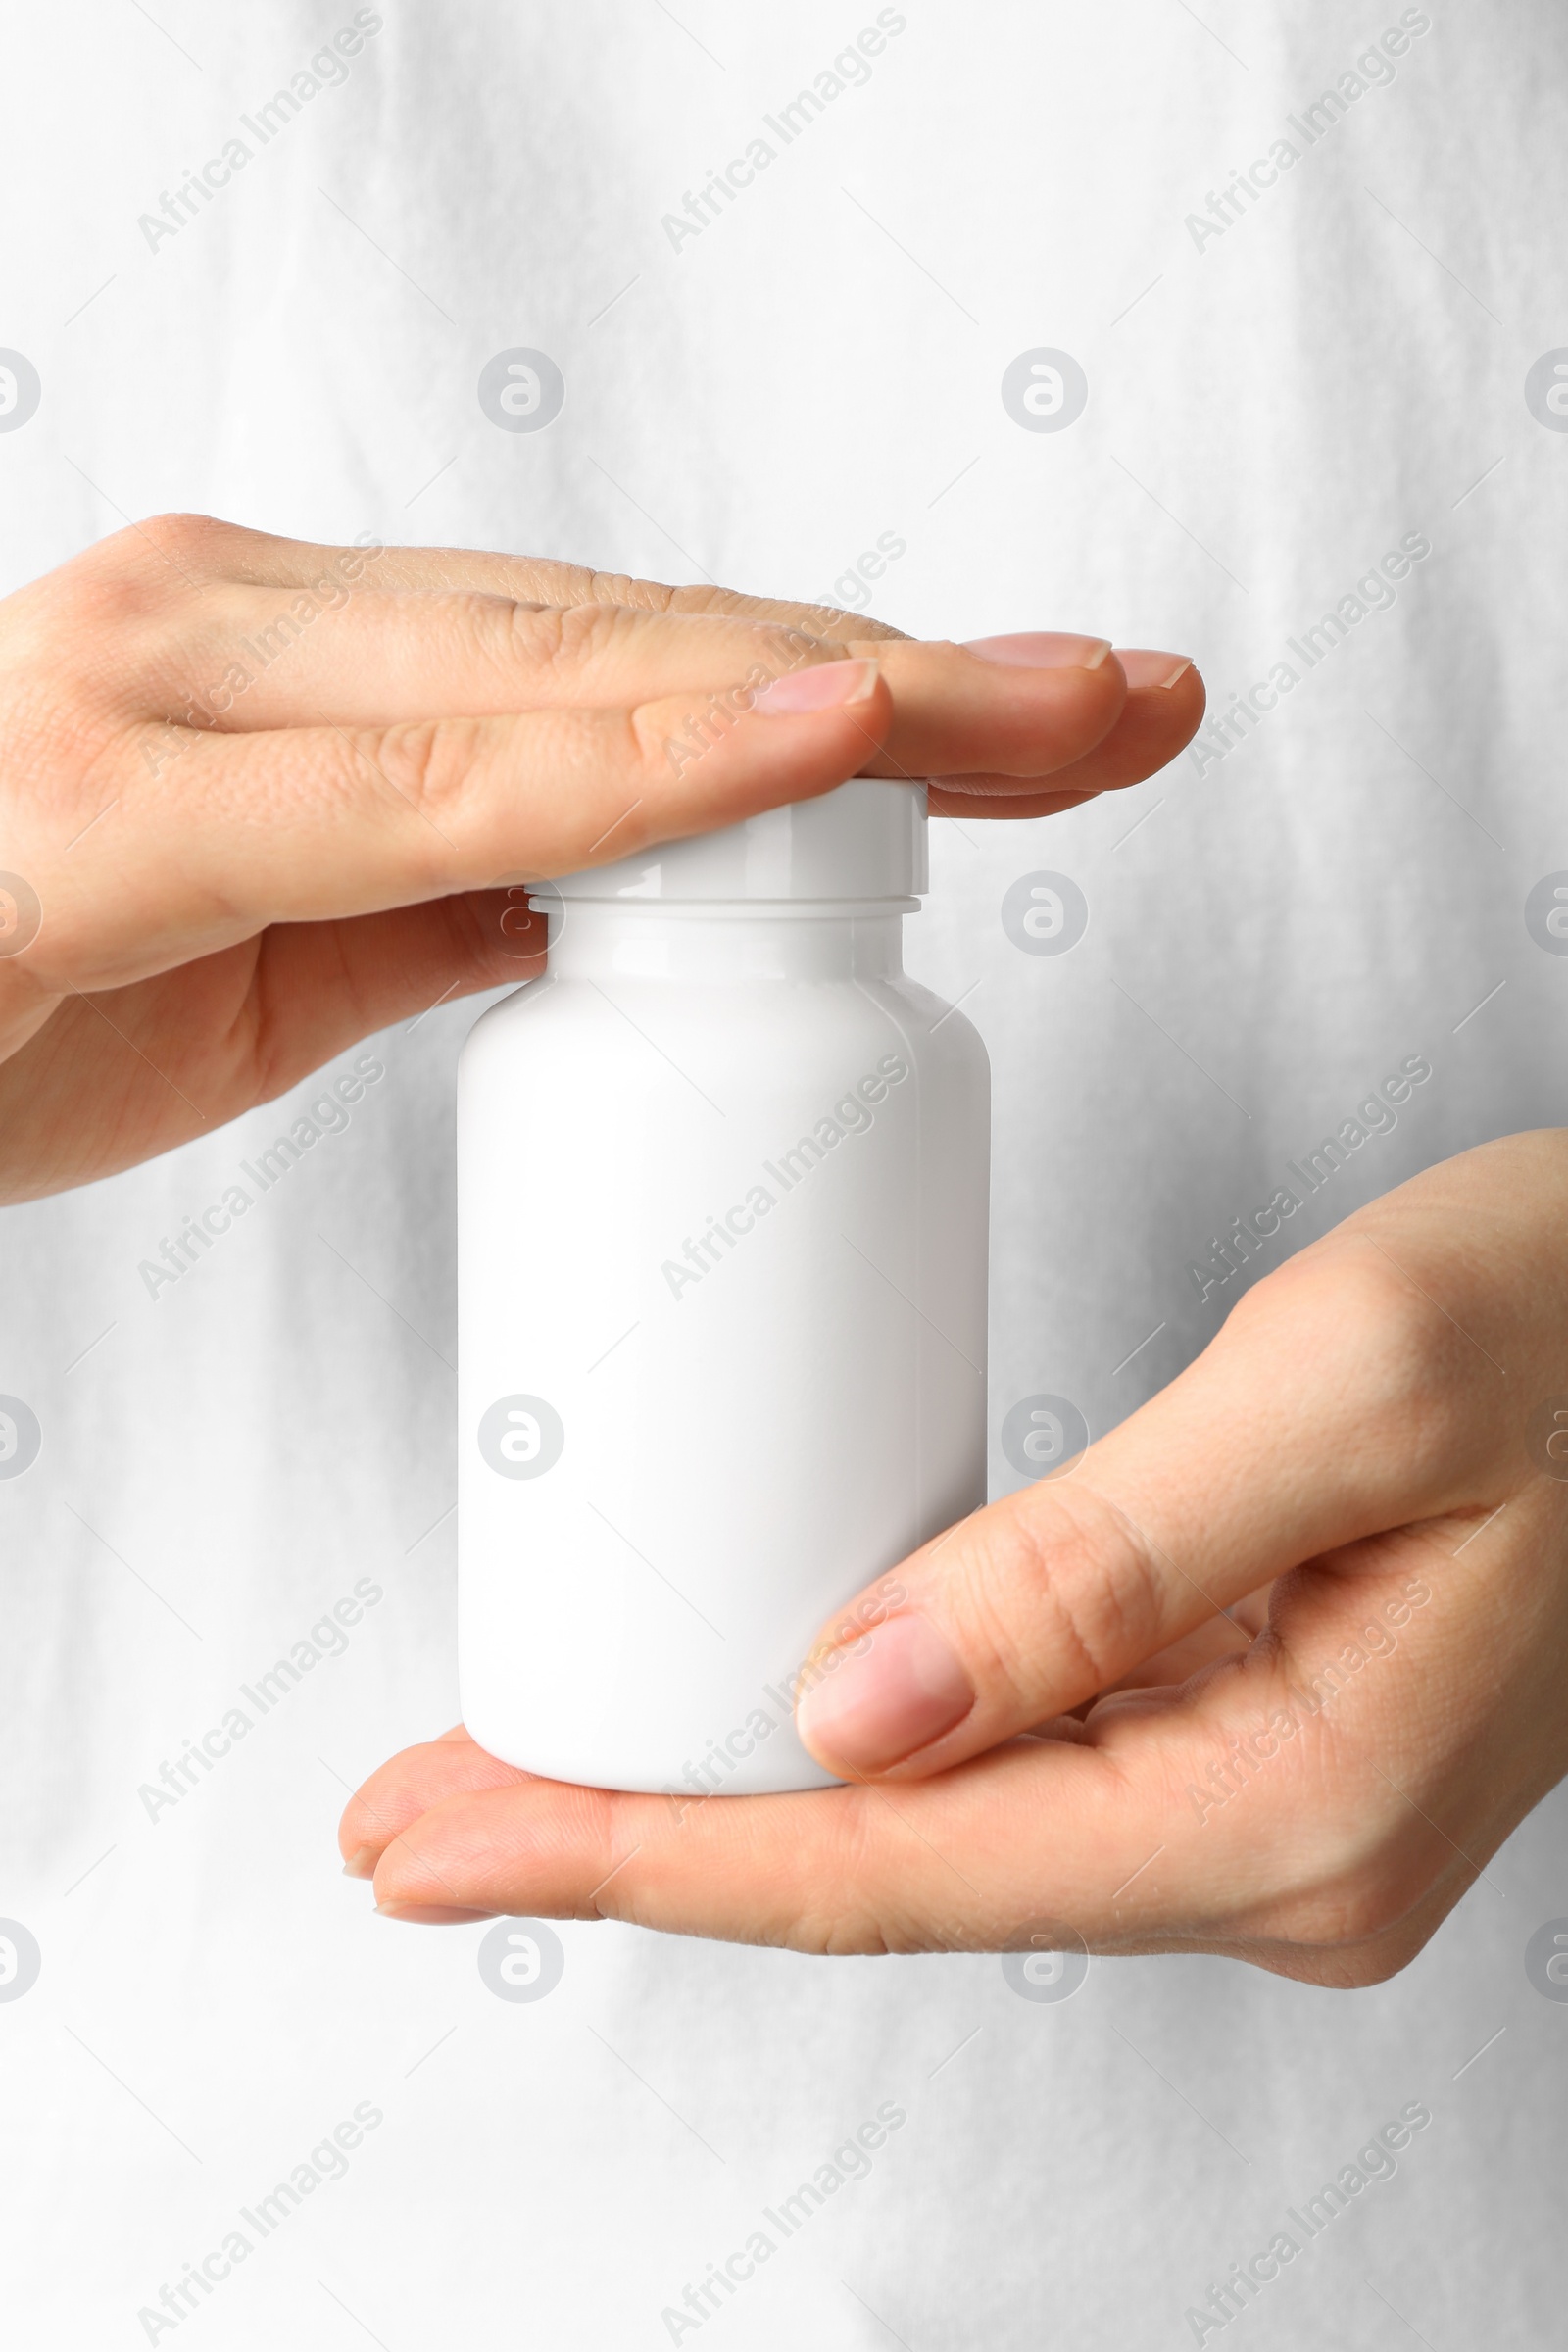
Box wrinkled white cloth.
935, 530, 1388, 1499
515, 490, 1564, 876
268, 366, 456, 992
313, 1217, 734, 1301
1, 4, 1562, 2344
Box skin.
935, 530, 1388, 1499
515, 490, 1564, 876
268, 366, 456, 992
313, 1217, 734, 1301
0, 514, 1200, 1198
18, 520, 1560, 1990
75, 514, 1560, 1985
343, 1135, 1568, 1984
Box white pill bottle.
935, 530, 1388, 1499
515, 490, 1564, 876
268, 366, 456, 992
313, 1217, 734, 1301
458, 780, 989, 1794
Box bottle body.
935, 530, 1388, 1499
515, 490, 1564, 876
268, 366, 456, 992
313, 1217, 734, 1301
458, 894, 989, 1796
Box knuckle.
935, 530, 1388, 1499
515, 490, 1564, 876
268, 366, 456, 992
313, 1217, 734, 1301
451, 591, 561, 680
626, 694, 695, 775
55, 550, 170, 634
1235, 1245, 1472, 1474
498, 559, 683, 621
485, 556, 591, 605
356, 715, 488, 850
360, 708, 650, 878
51, 514, 231, 634
585, 567, 676, 614
949, 1485, 1167, 1706
502, 596, 622, 679
124, 511, 234, 578
144, 510, 231, 558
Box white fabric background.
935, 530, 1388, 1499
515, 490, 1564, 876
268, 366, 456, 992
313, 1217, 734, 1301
1, 2, 1564, 2343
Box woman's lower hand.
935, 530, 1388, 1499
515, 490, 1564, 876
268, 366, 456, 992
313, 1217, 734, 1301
341, 1132, 1568, 1985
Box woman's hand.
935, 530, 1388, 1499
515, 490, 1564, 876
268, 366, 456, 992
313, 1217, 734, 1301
0, 514, 1200, 1199
341, 1131, 1568, 1985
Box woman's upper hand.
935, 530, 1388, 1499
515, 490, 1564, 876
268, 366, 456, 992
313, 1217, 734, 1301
340, 1132, 1568, 1984
0, 514, 1201, 1200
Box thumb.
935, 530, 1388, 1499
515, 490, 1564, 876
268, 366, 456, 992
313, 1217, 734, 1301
794, 1246, 1481, 1782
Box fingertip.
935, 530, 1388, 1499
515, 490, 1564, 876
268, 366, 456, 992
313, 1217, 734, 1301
747, 656, 894, 779
1117, 647, 1206, 753
961, 632, 1113, 672
1115, 650, 1197, 694
795, 1612, 977, 1781
373, 1903, 499, 1925
750, 655, 881, 714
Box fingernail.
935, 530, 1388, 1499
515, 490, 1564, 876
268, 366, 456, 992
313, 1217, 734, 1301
962, 632, 1111, 671
341, 1845, 378, 1880
374, 1903, 498, 1925
752, 657, 879, 713
795, 1614, 974, 1776
1115, 650, 1195, 691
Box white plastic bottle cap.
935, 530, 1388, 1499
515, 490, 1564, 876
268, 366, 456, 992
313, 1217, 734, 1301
548, 778, 928, 903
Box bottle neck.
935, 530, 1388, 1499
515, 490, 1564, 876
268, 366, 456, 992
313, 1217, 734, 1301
544, 902, 912, 982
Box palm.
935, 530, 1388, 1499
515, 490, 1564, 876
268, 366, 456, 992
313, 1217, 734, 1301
0, 889, 534, 1198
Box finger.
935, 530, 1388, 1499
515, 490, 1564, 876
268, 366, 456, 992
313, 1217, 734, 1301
358, 1526, 1502, 1975
0, 891, 548, 1198
792, 1234, 1504, 1784
1078, 1611, 1252, 1698
116, 518, 915, 636
1085, 1580, 1275, 1697
338, 1730, 532, 1878
344, 1732, 536, 1924
160, 589, 858, 730
96, 522, 1199, 788
147, 586, 1154, 793
26, 659, 889, 988
104, 522, 1197, 794
361, 1738, 1134, 1947
242, 889, 546, 1088
352, 1684, 1370, 1959
927, 651, 1204, 815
